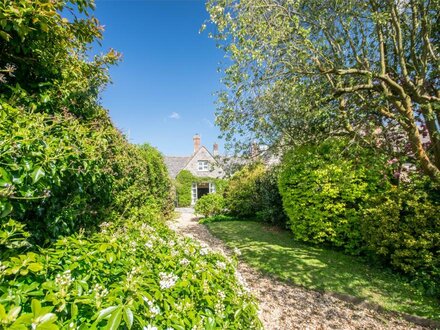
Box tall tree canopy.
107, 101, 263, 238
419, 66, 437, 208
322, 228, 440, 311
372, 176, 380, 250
207, 0, 440, 180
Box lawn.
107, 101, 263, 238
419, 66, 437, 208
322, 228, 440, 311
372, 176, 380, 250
205, 220, 440, 320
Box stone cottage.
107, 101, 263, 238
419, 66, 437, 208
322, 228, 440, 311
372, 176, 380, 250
164, 134, 225, 205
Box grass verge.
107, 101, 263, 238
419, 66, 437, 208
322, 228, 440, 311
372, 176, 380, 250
205, 220, 440, 320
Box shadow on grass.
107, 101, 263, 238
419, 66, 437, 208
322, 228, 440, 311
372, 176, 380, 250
206, 221, 440, 321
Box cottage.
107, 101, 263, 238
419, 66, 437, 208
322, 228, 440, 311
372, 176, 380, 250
164, 134, 225, 205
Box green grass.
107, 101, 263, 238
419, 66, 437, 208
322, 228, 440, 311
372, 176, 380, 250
205, 220, 440, 320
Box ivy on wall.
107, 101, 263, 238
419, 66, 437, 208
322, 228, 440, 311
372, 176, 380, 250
175, 170, 227, 207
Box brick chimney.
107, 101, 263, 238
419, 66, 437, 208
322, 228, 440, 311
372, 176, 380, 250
193, 134, 201, 154
213, 143, 219, 156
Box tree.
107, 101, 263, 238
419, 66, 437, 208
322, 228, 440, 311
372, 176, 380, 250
206, 0, 440, 181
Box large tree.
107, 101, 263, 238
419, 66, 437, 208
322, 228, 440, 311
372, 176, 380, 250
207, 0, 440, 180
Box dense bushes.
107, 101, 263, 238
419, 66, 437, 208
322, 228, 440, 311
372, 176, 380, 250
0, 0, 262, 328
0, 206, 261, 329
195, 193, 225, 217
362, 180, 440, 295
279, 140, 440, 295
225, 163, 287, 226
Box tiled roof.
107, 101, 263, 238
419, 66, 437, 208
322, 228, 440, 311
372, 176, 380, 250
163, 156, 190, 178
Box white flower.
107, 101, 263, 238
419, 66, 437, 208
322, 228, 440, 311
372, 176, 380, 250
150, 305, 160, 316
143, 326, 158, 330
159, 272, 178, 289
145, 241, 153, 249
233, 247, 242, 256
179, 258, 190, 266
216, 261, 226, 270
200, 248, 209, 256
218, 290, 226, 300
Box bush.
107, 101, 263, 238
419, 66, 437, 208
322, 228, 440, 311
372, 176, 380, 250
0, 207, 261, 329
363, 179, 440, 295
255, 167, 288, 226
175, 170, 194, 207
225, 163, 287, 226
225, 164, 266, 218
279, 139, 440, 296
194, 193, 225, 217
278, 140, 382, 253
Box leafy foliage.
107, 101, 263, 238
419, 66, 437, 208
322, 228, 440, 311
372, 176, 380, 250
175, 171, 194, 207
0, 0, 262, 328
195, 193, 225, 218
363, 180, 440, 295
279, 139, 440, 296
225, 163, 287, 225
278, 140, 384, 253
206, 0, 440, 181
225, 164, 266, 218
0, 207, 261, 329
175, 170, 227, 207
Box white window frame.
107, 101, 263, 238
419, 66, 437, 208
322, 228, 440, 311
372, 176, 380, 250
191, 183, 197, 205
209, 182, 216, 193
197, 160, 209, 171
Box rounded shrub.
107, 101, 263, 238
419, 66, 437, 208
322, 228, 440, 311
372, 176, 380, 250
362, 179, 440, 295
225, 163, 266, 218
278, 140, 383, 253
195, 193, 225, 217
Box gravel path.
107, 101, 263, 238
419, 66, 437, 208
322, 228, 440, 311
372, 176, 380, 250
168, 208, 431, 330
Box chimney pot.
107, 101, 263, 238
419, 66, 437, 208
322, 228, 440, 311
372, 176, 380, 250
213, 143, 219, 156
193, 134, 201, 154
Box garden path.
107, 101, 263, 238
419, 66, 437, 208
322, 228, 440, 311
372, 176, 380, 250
168, 208, 426, 330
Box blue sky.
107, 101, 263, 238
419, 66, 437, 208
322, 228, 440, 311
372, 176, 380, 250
92, 0, 224, 156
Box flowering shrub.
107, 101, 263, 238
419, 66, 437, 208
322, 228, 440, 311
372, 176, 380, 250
0, 207, 261, 329
194, 193, 225, 217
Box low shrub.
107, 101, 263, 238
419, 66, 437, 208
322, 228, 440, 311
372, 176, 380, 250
194, 193, 225, 217
225, 163, 287, 226
0, 207, 261, 329
255, 167, 288, 227
225, 164, 265, 218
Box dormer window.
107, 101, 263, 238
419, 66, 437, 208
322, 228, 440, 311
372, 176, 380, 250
198, 160, 209, 171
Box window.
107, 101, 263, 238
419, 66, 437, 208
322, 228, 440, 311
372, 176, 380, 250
198, 160, 209, 171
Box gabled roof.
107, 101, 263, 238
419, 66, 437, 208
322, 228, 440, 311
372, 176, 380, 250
163, 156, 191, 178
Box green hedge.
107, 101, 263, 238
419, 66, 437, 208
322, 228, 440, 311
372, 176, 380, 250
225, 163, 287, 226
0, 0, 262, 327
279, 140, 440, 295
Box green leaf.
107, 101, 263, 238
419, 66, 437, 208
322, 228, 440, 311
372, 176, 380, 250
31, 167, 45, 184
28, 263, 44, 272
0, 167, 12, 184
123, 307, 133, 329
31, 299, 42, 316
105, 307, 122, 330
94, 306, 118, 322
0, 201, 13, 218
